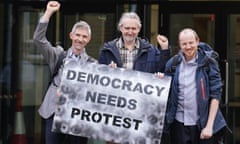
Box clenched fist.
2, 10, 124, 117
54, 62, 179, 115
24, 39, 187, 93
157, 34, 168, 50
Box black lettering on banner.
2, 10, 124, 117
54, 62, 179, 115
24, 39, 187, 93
77, 71, 87, 82
99, 76, 111, 86
58, 64, 171, 142
67, 70, 76, 80
71, 108, 80, 118
102, 113, 113, 124
156, 86, 165, 97
70, 107, 143, 130
133, 119, 143, 130
128, 99, 137, 110
144, 84, 154, 95
122, 117, 131, 129
112, 78, 121, 89
81, 109, 91, 121
122, 80, 132, 91
116, 96, 126, 108
97, 93, 107, 104
112, 115, 122, 127
66, 70, 164, 97
107, 95, 117, 106
85, 91, 97, 102
87, 73, 100, 85
92, 112, 102, 123
85, 91, 137, 110
132, 83, 143, 93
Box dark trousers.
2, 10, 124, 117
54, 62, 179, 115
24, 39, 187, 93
170, 120, 225, 144
45, 116, 88, 144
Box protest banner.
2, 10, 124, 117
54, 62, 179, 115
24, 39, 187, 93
52, 60, 171, 144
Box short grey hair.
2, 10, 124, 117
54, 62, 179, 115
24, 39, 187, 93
71, 20, 91, 37
117, 12, 142, 30
178, 28, 199, 41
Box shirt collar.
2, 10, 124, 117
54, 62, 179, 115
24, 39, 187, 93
69, 47, 86, 58
117, 37, 140, 49
180, 51, 198, 64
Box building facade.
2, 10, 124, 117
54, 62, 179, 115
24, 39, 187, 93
0, 0, 240, 143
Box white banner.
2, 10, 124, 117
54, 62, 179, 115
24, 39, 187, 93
52, 61, 171, 144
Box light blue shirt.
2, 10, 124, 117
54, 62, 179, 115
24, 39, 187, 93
69, 48, 86, 61
175, 52, 199, 126
53, 48, 86, 87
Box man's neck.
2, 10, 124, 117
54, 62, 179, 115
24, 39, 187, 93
124, 41, 135, 50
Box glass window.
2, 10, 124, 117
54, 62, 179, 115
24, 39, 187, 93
169, 14, 215, 54
17, 9, 49, 144
0, 3, 4, 144
228, 14, 240, 99
228, 14, 240, 144
63, 13, 115, 59
150, 4, 159, 46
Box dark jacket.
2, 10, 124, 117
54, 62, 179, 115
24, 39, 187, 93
164, 43, 227, 134
98, 38, 170, 73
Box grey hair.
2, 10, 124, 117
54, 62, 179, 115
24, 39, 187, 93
178, 28, 199, 41
71, 20, 91, 37
117, 12, 142, 30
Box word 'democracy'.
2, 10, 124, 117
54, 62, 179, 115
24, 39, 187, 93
52, 61, 171, 144
66, 70, 166, 97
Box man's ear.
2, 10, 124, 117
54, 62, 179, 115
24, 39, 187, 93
69, 32, 73, 40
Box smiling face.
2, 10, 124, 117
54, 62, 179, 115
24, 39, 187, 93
178, 28, 200, 61
69, 27, 91, 55
119, 18, 141, 43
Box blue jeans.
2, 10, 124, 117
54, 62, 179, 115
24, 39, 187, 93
45, 116, 88, 144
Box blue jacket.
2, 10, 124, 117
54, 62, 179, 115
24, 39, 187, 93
164, 43, 227, 134
98, 38, 170, 73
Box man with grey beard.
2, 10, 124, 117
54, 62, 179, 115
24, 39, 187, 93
98, 12, 170, 74
98, 12, 171, 144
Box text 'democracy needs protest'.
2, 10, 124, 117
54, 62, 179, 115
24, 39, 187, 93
52, 61, 171, 144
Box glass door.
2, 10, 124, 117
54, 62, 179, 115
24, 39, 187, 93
168, 14, 215, 55
16, 8, 50, 144
227, 14, 240, 144
61, 13, 115, 59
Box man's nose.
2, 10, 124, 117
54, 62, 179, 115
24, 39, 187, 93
186, 44, 192, 49
77, 36, 83, 41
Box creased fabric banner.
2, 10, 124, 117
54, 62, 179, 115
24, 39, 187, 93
52, 61, 171, 144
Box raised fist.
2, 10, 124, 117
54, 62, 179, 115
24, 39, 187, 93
46, 1, 60, 13
157, 34, 168, 50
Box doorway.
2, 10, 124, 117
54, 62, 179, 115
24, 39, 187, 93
1, 1, 240, 144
